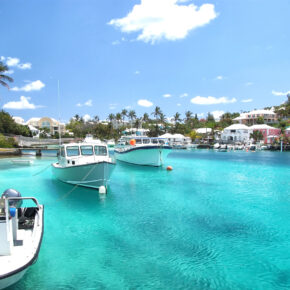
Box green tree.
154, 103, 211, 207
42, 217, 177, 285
121, 109, 128, 121
152, 106, 162, 121
184, 111, 192, 124
250, 130, 264, 143
143, 112, 149, 123
256, 116, 264, 124
0, 61, 13, 89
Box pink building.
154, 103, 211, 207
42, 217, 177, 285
250, 125, 281, 144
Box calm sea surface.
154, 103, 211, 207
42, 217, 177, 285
1, 150, 290, 290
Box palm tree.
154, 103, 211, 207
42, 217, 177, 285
94, 115, 99, 123
173, 112, 181, 123
0, 61, 13, 89
116, 113, 122, 123
143, 112, 149, 123
184, 111, 192, 123
128, 110, 136, 121
107, 113, 115, 123
250, 130, 264, 144
121, 109, 128, 122
152, 106, 162, 121
74, 114, 80, 121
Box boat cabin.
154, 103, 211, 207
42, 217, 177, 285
58, 143, 111, 167
118, 137, 168, 146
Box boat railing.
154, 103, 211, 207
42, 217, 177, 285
6, 197, 41, 210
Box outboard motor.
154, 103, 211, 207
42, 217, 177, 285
1, 189, 22, 207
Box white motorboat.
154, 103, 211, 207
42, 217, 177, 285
106, 139, 115, 148
52, 142, 115, 191
217, 144, 228, 152
11, 160, 34, 166
213, 143, 220, 150
114, 136, 172, 167
0, 189, 44, 290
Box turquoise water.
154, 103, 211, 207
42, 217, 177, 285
1, 150, 290, 289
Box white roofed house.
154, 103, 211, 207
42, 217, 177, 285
26, 117, 65, 135
233, 109, 277, 125
221, 124, 251, 143
12, 116, 25, 125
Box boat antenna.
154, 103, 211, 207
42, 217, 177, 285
57, 80, 62, 146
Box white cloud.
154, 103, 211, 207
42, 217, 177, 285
76, 99, 93, 107
241, 98, 253, 103
197, 113, 204, 118
83, 114, 91, 122
135, 70, 140, 74
11, 80, 45, 92
190, 96, 237, 105
3, 96, 43, 110
163, 93, 172, 98
180, 93, 188, 98
137, 99, 153, 107
215, 75, 224, 80
6, 57, 20, 67
5, 70, 14, 75
5, 57, 31, 70
109, 103, 117, 110
177, 103, 181, 106
0, 56, 5, 61
245, 82, 254, 86
109, 0, 217, 43
272, 90, 290, 96
211, 110, 224, 120
18, 63, 32, 70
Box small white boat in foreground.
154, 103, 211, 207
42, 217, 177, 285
11, 160, 34, 166
0, 189, 44, 289
114, 137, 172, 167
52, 142, 115, 191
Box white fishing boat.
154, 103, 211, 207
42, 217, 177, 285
114, 136, 172, 167
11, 160, 34, 166
51, 142, 115, 191
0, 189, 44, 290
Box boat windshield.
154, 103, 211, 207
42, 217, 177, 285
94, 145, 107, 156
143, 139, 150, 144
135, 139, 142, 144
66, 146, 80, 157
81, 145, 93, 156
152, 139, 158, 144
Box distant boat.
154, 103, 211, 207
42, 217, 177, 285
0, 189, 44, 289
106, 139, 115, 148
11, 160, 33, 166
114, 136, 171, 167
52, 142, 115, 192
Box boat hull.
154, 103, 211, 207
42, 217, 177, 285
52, 161, 115, 189
0, 269, 27, 289
114, 146, 171, 166
0, 205, 44, 290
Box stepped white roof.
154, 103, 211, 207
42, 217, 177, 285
224, 124, 250, 130
250, 124, 276, 130
159, 133, 173, 138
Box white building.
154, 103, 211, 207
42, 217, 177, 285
221, 124, 251, 143
12, 116, 25, 125
233, 109, 277, 125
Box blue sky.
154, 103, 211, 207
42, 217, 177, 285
1, 0, 290, 122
